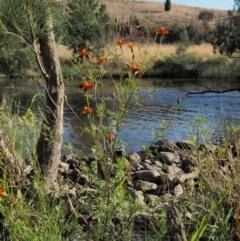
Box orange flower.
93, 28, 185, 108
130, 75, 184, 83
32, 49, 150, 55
97, 56, 107, 63
128, 64, 140, 74
81, 106, 93, 114
79, 80, 93, 90
127, 43, 135, 49
107, 133, 115, 142
126, 172, 132, 181
111, 92, 115, 100
117, 39, 125, 45
0, 187, 5, 200
155, 27, 169, 35
79, 49, 89, 56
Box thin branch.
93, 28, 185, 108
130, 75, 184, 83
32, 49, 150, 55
186, 87, 240, 95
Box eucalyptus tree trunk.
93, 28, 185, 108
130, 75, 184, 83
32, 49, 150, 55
36, 17, 64, 193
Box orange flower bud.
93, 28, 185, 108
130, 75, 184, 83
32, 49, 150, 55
117, 39, 125, 45
155, 27, 169, 35
107, 133, 115, 142
127, 43, 135, 49
111, 92, 115, 99
81, 106, 93, 114
79, 80, 93, 90
79, 49, 89, 56
97, 56, 107, 63
0, 187, 5, 201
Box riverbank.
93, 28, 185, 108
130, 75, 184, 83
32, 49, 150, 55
1, 120, 240, 240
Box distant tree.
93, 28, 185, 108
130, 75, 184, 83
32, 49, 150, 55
235, 0, 240, 10
176, 27, 191, 55
164, 0, 171, 11
65, 0, 111, 56
210, 11, 240, 56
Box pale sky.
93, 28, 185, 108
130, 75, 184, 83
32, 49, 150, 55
151, 0, 233, 10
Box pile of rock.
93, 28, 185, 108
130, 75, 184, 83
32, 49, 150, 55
58, 138, 238, 240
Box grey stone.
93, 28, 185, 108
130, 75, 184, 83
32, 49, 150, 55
173, 184, 184, 198
154, 160, 163, 168
144, 193, 160, 204
176, 139, 195, 150
159, 152, 180, 165
127, 187, 145, 204
151, 139, 179, 152
134, 170, 161, 183
144, 159, 152, 164
185, 210, 193, 220
59, 161, 70, 172
141, 163, 163, 172
134, 180, 157, 191
129, 152, 141, 164
167, 164, 183, 175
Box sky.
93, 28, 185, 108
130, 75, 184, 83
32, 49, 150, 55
151, 0, 233, 10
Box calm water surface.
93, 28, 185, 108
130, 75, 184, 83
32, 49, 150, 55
0, 78, 239, 154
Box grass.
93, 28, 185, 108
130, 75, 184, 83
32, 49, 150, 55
1, 92, 240, 240
102, 0, 229, 27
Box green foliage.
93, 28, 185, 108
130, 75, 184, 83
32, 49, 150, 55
64, 0, 111, 56
0, 0, 63, 75
152, 52, 200, 78
210, 12, 240, 56
164, 0, 171, 11
176, 27, 191, 55
198, 10, 214, 21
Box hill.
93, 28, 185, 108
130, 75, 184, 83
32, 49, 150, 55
101, 0, 229, 26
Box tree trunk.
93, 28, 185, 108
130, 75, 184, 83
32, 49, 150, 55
36, 16, 64, 193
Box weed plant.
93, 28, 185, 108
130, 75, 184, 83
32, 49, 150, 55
0, 26, 170, 240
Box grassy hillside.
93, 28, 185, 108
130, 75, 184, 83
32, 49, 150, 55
101, 0, 229, 27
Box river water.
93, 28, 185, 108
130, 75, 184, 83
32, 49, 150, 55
0, 77, 240, 154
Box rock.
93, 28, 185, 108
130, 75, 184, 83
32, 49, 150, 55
134, 170, 163, 183
80, 187, 97, 194
150, 139, 179, 152
154, 160, 163, 168
141, 163, 164, 172
176, 140, 195, 150
144, 193, 160, 205
159, 152, 180, 165
144, 159, 152, 164
59, 161, 70, 172
77, 174, 89, 185
166, 164, 183, 175
155, 184, 168, 195
62, 186, 77, 196
62, 154, 80, 168
127, 187, 145, 204
199, 143, 217, 153
134, 180, 157, 191
164, 201, 187, 241
132, 163, 144, 171
129, 152, 141, 164
173, 184, 184, 198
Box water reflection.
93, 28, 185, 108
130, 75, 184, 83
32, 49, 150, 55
0, 77, 240, 154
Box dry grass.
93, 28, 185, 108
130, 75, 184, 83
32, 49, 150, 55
104, 43, 218, 65
57, 44, 73, 60
102, 0, 229, 27
57, 42, 218, 63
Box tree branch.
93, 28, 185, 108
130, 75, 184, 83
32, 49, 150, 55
186, 87, 240, 95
